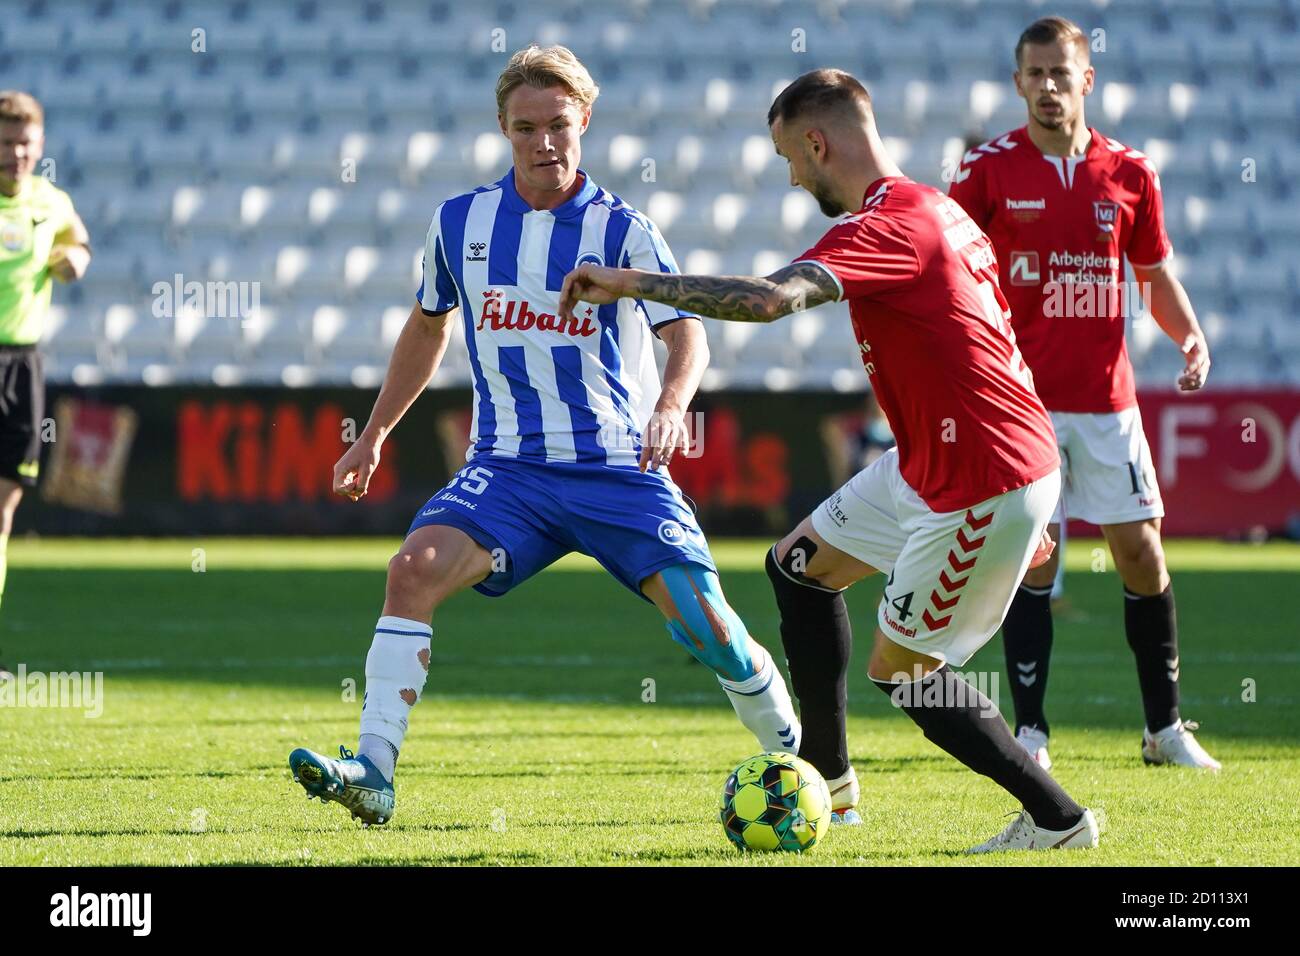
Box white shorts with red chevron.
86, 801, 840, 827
810, 447, 1061, 667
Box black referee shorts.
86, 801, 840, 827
0, 345, 44, 487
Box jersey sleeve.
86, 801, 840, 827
417, 203, 459, 315
54, 187, 79, 236
1126, 159, 1174, 268
947, 150, 994, 230
621, 215, 696, 331
793, 214, 921, 301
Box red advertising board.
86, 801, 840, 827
1137, 390, 1300, 536
20, 385, 1300, 538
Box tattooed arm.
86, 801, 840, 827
558, 261, 841, 325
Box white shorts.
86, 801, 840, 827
1050, 407, 1164, 526
810, 448, 1061, 667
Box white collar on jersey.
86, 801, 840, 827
498, 167, 601, 219
1028, 129, 1095, 190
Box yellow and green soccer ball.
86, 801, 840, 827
719, 752, 832, 852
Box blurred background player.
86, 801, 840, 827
0, 91, 90, 681
819, 389, 895, 490
560, 69, 1099, 852
948, 17, 1219, 771
288, 46, 801, 826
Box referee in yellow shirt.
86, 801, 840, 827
0, 91, 90, 676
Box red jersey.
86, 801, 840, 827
948, 126, 1173, 413
796, 177, 1059, 513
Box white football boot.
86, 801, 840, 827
826, 766, 862, 825
1015, 726, 1052, 771
967, 808, 1099, 854
1142, 719, 1221, 771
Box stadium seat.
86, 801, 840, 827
185, 312, 247, 366
1262, 33, 1300, 85
1255, 203, 1300, 250
244, 307, 308, 365
1227, 259, 1294, 313
1195, 35, 1261, 87
44, 303, 102, 364
1184, 197, 1254, 257
173, 184, 246, 238
7, 0, 1292, 386
1136, 27, 1196, 79
1170, 85, 1240, 141
118, 309, 179, 373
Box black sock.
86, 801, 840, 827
765, 545, 851, 780
874, 665, 1084, 830
1124, 584, 1181, 733
1001, 584, 1054, 734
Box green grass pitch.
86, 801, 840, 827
2, 537, 1297, 866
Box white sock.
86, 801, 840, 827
357, 616, 432, 781
718, 643, 802, 754
825, 766, 860, 811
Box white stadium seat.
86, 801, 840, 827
5, 0, 1292, 386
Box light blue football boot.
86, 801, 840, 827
290, 745, 395, 826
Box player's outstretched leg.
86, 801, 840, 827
290, 524, 494, 824
1105, 519, 1220, 771
644, 564, 802, 755
765, 528, 873, 824
868, 630, 1097, 853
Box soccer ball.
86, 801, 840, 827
719, 752, 832, 852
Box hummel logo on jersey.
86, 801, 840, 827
466, 241, 487, 261
477, 289, 598, 336
1008, 251, 1041, 286
1006, 198, 1045, 210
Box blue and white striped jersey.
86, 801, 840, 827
418, 168, 694, 468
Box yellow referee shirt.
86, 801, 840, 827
0, 176, 77, 345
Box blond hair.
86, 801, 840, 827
0, 90, 44, 126
495, 45, 599, 117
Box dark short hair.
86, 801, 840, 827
1015, 16, 1090, 66
767, 69, 872, 127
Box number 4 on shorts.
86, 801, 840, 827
884, 570, 914, 621
891, 591, 914, 621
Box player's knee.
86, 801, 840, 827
1119, 539, 1167, 592
386, 547, 449, 606
772, 529, 806, 572
659, 564, 758, 682
1111, 525, 1166, 590
767, 536, 829, 591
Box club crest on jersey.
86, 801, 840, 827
466, 241, 487, 261
1093, 201, 1119, 236
575, 251, 604, 268
0, 220, 26, 252
478, 288, 598, 336
657, 519, 687, 546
